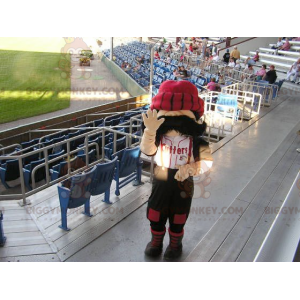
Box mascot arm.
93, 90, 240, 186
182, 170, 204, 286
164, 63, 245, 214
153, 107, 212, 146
174, 144, 214, 182
140, 128, 158, 156
140, 109, 165, 156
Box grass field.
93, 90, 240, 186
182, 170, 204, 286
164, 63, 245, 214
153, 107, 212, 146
0, 37, 71, 124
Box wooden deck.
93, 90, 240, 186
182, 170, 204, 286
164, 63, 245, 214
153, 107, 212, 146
0, 177, 151, 262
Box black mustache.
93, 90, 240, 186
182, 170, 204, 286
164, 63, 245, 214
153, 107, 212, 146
155, 115, 207, 146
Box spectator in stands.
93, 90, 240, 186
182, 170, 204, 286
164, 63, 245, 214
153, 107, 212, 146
206, 77, 218, 91
205, 48, 211, 61
271, 38, 283, 50
121, 62, 126, 69
218, 74, 225, 85
256, 64, 267, 80
223, 49, 230, 64
210, 42, 218, 56
165, 55, 171, 64
154, 51, 160, 60
292, 37, 300, 41
180, 39, 186, 53
173, 68, 180, 77
286, 58, 300, 83
277, 39, 291, 53
263, 65, 277, 84
228, 58, 235, 68
188, 43, 194, 54
253, 51, 259, 62
137, 55, 145, 64
165, 42, 173, 54
245, 56, 256, 66
212, 53, 220, 63
178, 66, 188, 79
234, 59, 241, 71
230, 46, 240, 63
242, 64, 255, 82
201, 38, 208, 59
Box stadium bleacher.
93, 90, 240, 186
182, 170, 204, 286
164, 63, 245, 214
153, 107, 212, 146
240, 38, 300, 84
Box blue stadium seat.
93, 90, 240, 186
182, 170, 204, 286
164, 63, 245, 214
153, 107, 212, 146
112, 146, 143, 196
0, 159, 20, 189
89, 157, 118, 204
57, 165, 97, 231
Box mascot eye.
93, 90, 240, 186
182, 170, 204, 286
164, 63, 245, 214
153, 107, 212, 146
66, 47, 75, 55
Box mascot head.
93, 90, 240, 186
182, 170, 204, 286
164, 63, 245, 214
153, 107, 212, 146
150, 80, 206, 142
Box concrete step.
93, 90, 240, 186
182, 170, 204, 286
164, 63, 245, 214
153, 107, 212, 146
259, 47, 300, 57
249, 51, 297, 63
240, 55, 291, 71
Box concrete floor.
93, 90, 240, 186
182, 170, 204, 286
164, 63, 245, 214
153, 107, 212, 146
67, 94, 300, 262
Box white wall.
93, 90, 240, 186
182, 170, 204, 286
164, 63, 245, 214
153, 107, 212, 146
218, 37, 279, 58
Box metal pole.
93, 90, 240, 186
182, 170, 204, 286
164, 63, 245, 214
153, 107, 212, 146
18, 156, 30, 206
150, 46, 154, 98
110, 37, 113, 61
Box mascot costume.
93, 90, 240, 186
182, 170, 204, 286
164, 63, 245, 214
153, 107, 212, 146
140, 80, 213, 260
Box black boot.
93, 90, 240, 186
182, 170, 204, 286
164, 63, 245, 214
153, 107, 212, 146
144, 228, 166, 257
164, 229, 184, 261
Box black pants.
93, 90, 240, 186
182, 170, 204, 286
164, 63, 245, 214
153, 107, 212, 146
147, 169, 194, 233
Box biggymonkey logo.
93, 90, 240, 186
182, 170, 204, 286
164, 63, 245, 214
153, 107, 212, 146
59, 37, 92, 80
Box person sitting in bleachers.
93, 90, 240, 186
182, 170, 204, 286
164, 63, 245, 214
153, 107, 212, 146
173, 68, 180, 78
234, 59, 241, 71
277, 39, 290, 53
212, 53, 220, 63
188, 43, 194, 55
256, 64, 267, 80
271, 37, 283, 50
253, 51, 259, 62
292, 37, 300, 41
165, 42, 173, 54
178, 66, 188, 79
223, 49, 230, 64
245, 56, 256, 66
286, 58, 300, 83
263, 65, 277, 84
154, 51, 160, 60
206, 77, 218, 91
228, 58, 235, 68
242, 64, 255, 82
136, 55, 145, 64
209, 42, 218, 56
165, 55, 171, 64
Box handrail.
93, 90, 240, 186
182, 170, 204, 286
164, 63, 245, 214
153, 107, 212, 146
0, 119, 144, 205
0, 144, 22, 155
223, 81, 278, 106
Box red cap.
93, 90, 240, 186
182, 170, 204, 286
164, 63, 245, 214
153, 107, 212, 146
151, 80, 204, 117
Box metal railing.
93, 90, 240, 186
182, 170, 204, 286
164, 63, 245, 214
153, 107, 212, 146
223, 81, 278, 107
0, 117, 143, 206
201, 90, 262, 122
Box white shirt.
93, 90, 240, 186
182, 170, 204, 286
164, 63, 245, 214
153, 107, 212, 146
155, 135, 192, 169
228, 62, 235, 68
